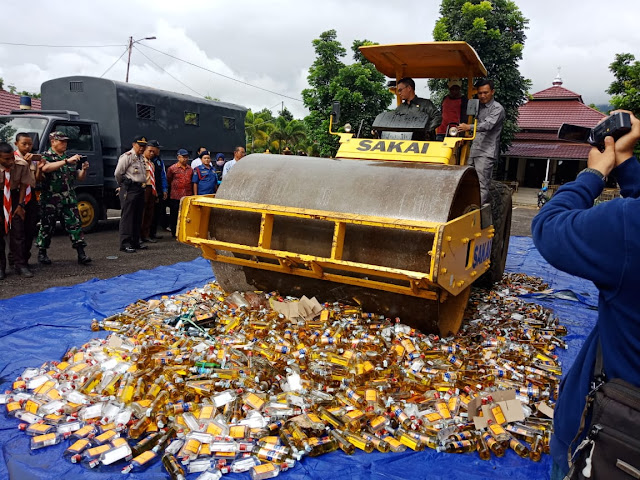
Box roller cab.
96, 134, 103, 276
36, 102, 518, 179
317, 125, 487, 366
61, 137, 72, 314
177, 42, 512, 335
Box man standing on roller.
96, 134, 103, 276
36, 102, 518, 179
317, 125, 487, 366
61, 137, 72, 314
458, 78, 505, 205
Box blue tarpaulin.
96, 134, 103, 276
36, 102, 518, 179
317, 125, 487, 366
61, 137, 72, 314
0, 237, 599, 480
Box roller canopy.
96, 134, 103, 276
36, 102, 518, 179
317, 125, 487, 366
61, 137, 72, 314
359, 42, 487, 80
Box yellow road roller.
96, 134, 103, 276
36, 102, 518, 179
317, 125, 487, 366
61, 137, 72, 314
177, 42, 512, 335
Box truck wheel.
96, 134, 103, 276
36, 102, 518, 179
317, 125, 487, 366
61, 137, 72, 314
476, 180, 512, 288
77, 193, 99, 232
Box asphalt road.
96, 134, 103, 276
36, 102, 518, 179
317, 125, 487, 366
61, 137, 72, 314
0, 205, 539, 300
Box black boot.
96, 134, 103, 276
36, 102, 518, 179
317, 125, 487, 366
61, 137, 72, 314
76, 245, 92, 265
38, 248, 52, 265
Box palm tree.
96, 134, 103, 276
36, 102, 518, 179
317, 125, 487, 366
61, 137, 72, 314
245, 110, 274, 153
270, 117, 307, 153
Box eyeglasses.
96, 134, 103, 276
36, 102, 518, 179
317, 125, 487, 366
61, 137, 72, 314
397, 86, 409, 93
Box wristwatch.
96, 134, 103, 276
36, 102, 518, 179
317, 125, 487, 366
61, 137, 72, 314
18, 202, 26, 209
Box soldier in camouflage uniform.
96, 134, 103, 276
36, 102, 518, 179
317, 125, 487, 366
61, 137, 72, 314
35, 131, 91, 265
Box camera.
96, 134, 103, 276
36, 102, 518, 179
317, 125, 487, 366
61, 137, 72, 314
75, 155, 88, 170
558, 112, 632, 148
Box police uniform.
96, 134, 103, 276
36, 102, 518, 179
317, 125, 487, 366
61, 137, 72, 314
115, 137, 148, 252
35, 148, 86, 251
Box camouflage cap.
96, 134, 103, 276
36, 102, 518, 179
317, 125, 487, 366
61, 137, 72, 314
49, 131, 70, 141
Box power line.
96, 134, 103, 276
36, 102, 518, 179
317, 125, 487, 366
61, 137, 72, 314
133, 45, 204, 97
0, 41, 126, 48
100, 46, 130, 78
138, 43, 303, 103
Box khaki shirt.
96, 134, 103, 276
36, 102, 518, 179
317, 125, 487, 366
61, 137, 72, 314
115, 148, 146, 185
0, 162, 30, 191
14, 152, 36, 188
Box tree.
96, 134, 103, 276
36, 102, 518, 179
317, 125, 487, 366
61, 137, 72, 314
302, 31, 393, 157
607, 53, 640, 114
270, 117, 306, 153
608, 53, 640, 156
278, 107, 294, 123
245, 109, 274, 153
431, 0, 531, 154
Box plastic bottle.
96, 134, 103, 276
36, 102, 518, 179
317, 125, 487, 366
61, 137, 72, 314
122, 450, 159, 473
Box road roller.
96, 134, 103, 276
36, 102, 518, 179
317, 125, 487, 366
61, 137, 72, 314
177, 42, 512, 335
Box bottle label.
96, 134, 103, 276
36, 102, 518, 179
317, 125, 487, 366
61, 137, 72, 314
491, 405, 506, 425
133, 450, 156, 464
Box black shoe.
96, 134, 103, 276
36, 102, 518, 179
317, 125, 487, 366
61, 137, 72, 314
120, 246, 136, 253
0, 270, 5, 280
76, 245, 92, 265
15, 266, 34, 278
141, 237, 157, 243
133, 243, 148, 250
150, 234, 163, 240
38, 248, 52, 265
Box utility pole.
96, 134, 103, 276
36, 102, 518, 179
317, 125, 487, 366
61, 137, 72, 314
125, 36, 133, 83
125, 35, 156, 83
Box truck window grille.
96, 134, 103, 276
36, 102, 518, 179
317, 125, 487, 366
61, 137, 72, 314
184, 112, 199, 126
136, 104, 156, 120
69, 81, 83, 92
223, 117, 235, 130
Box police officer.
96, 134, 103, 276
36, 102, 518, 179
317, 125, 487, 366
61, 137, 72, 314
115, 135, 148, 253
36, 131, 91, 265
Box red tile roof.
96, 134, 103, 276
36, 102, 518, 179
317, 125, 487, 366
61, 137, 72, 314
0, 90, 41, 115
506, 141, 591, 160
515, 132, 559, 141
518, 100, 605, 130
532, 85, 582, 100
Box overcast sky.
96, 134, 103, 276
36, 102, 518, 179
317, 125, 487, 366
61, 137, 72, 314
1, 0, 638, 118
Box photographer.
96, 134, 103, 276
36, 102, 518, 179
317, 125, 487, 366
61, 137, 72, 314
532, 111, 640, 479
35, 131, 91, 265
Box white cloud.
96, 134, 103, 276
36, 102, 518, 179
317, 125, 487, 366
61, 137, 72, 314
1, 0, 639, 115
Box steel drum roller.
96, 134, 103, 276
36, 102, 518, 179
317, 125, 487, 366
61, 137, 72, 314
210, 154, 481, 334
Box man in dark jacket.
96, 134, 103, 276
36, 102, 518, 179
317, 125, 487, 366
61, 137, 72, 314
395, 77, 442, 140
532, 110, 640, 479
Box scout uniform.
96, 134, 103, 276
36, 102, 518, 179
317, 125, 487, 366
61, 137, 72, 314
1, 160, 30, 277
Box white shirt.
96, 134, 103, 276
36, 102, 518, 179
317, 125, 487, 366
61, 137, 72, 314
222, 159, 237, 178
191, 158, 203, 169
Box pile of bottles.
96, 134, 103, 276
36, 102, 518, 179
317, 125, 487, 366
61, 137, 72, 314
1, 273, 563, 479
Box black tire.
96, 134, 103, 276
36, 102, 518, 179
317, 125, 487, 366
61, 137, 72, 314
77, 192, 100, 232
477, 180, 512, 288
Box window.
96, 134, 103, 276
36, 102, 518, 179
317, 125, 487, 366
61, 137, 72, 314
69, 81, 84, 92
136, 103, 156, 120
54, 124, 94, 152
184, 111, 200, 126
223, 117, 235, 130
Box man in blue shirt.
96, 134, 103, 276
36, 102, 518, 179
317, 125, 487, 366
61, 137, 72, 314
532, 110, 640, 479
192, 151, 217, 195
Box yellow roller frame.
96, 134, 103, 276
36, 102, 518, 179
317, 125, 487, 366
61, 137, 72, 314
178, 196, 494, 300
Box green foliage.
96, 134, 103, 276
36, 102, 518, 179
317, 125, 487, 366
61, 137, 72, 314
302, 30, 393, 157
607, 53, 640, 114
607, 53, 640, 156
270, 117, 307, 153
279, 107, 294, 123
245, 109, 275, 153
431, 0, 531, 154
